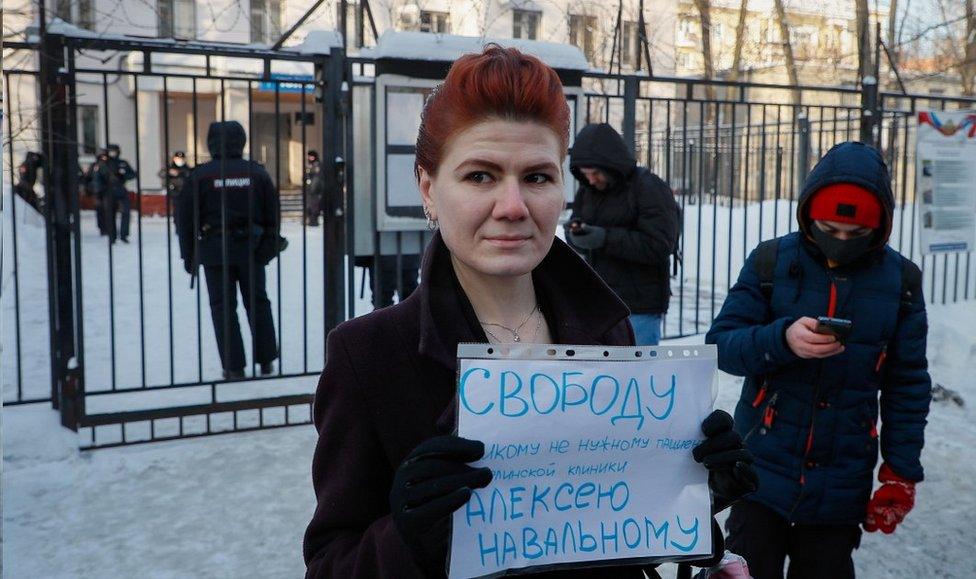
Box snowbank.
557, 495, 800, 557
4, 301, 974, 577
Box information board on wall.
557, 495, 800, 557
449, 344, 716, 579
916, 111, 976, 254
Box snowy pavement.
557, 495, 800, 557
4, 301, 975, 578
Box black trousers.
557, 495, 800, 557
370, 255, 420, 308
725, 500, 862, 579
104, 192, 131, 240
203, 259, 278, 372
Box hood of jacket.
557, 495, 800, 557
569, 123, 637, 185
207, 121, 247, 159
796, 141, 895, 248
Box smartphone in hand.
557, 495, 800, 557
815, 317, 853, 342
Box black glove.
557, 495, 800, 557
390, 435, 493, 573
567, 223, 607, 250
693, 410, 758, 513
255, 234, 288, 266
183, 258, 194, 275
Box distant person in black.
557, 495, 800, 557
177, 121, 280, 380
14, 151, 44, 212
160, 151, 191, 200
93, 144, 137, 243
160, 151, 192, 233
304, 150, 324, 227
364, 254, 421, 309
85, 149, 110, 235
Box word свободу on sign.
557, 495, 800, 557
449, 345, 717, 579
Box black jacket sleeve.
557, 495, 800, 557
304, 331, 426, 578
602, 173, 678, 268
260, 169, 279, 235
176, 170, 198, 262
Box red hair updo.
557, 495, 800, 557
415, 44, 571, 178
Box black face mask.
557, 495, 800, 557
810, 226, 874, 266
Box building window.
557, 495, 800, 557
56, 0, 95, 30
711, 21, 723, 40
513, 9, 540, 40
420, 10, 450, 33
159, 0, 196, 39
621, 20, 638, 67
79, 106, 99, 155
568, 14, 596, 61
251, 0, 284, 44
677, 16, 697, 45
676, 51, 694, 70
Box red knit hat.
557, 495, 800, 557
808, 183, 882, 229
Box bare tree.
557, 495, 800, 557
887, 0, 900, 69
772, 0, 799, 104
965, 0, 976, 95
930, 0, 976, 96
855, 0, 872, 82
692, 0, 716, 101
729, 0, 749, 82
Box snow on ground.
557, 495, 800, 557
4, 300, 975, 578
4, 184, 976, 576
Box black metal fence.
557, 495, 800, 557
3, 34, 349, 448
579, 75, 976, 337
4, 34, 975, 448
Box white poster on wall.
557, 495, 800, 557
915, 111, 976, 254
449, 344, 716, 579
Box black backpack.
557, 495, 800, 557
753, 238, 922, 309
625, 169, 682, 277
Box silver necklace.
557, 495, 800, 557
480, 304, 540, 343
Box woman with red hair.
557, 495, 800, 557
303, 45, 754, 578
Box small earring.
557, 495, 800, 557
423, 206, 437, 230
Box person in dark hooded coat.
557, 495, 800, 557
93, 143, 137, 243
177, 121, 280, 379
706, 141, 932, 579
566, 123, 680, 345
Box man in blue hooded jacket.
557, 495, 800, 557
706, 142, 931, 578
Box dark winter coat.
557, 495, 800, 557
705, 142, 932, 524
93, 155, 137, 198
567, 123, 679, 315
159, 161, 191, 197
16, 151, 43, 188
302, 232, 676, 579
176, 121, 279, 267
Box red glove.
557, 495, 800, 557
863, 463, 916, 534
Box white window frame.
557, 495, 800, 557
513, 9, 541, 40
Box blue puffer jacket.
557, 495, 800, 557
706, 142, 932, 524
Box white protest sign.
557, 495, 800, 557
449, 344, 716, 579
916, 111, 976, 254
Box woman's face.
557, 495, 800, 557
418, 119, 565, 279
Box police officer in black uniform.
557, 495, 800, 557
177, 121, 280, 380
304, 150, 324, 227
93, 144, 137, 243
85, 149, 110, 235
14, 151, 44, 212
160, 151, 192, 234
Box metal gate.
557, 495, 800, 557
4, 32, 350, 448
5, 32, 976, 448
